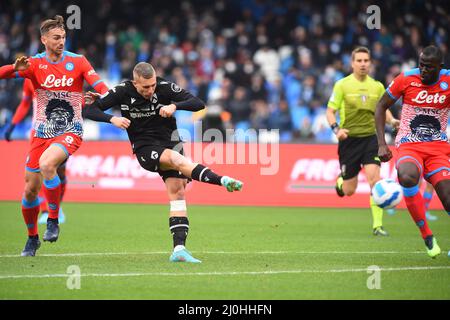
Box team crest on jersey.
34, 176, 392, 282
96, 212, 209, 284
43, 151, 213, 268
440, 82, 448, 90
171, 83, 182, 92
65, 62, 74, 71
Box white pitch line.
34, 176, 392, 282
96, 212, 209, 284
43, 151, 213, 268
0, 266, 449, 280
0, 250, 429, 258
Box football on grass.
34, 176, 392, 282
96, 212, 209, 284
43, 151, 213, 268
371, 179, 403, 209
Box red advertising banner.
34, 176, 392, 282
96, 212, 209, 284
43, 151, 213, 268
0, 140, 444, 209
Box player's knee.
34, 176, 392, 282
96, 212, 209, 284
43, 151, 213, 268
367, 176, 380, 189
170, 185, 185, 200
398, 173, 420, 188
167, 180, 186, 200
171, 154, 186, 169
397, 168, 420, 187
440, 192, 450, 212
24, 183, 39, 199
160, 150, 181, 170
39, 159, 57, 177
57, 167, 66, 180
174, 189, 185, 200
397, 164, 420, 187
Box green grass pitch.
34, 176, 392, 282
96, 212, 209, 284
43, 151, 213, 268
0, 201, 449, 299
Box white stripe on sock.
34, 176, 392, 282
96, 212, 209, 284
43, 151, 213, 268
198, 167, 209, 182
169, 224, 189, 231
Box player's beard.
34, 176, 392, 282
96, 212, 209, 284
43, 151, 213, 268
53, 45, 64, 56
420, 73, 437, 85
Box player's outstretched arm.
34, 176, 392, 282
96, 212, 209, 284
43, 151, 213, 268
5, 95, 32, 141
4, 123, 15, 142
11, 80, 33, 126
5, 79, 34, 141
375, 92, 397, 162
0, 56, 31, 79
172, 96, 205, 112
82, 100, 130, 129
82, 88, 130, 129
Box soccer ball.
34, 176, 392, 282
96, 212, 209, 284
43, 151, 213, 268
371, 179, 403, 209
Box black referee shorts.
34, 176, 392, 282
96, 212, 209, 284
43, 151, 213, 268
338, 134, 381, 180
135, 145, 190, 182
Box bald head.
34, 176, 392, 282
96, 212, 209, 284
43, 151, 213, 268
419, 45, 444, 84
421, 45, 443, 64
133, 62, 155, 80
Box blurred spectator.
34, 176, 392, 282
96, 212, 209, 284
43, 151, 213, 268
0, 0, 449, 143
225, 86, 251, 128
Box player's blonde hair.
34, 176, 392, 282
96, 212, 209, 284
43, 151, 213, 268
40, 15, 65, 35
133, 62, 156, 79
351, 46, 370, 60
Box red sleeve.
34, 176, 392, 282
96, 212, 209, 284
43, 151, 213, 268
11, 79, 34, 125
0, 58, 36, 79
386, 73, 405, 100
81, 56, 109, 94
0, 65, 16, 79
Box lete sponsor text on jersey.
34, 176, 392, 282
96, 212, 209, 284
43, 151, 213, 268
41, 74, 74, 88
411, 90, 446, 104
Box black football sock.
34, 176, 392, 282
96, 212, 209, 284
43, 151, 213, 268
191, 164, 222, 186
169, 216, 189, 248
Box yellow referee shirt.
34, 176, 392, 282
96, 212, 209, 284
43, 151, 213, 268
327, 74, 385, 137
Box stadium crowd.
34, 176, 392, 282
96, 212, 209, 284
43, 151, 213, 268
0, 0, 449, 142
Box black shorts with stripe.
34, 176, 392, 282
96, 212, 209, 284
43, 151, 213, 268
338, 134, 380, 180
135, 144, 190, 182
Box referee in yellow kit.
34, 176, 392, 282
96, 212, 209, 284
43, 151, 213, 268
327, 46, 400, 236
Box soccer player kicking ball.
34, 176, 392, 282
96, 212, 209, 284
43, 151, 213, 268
83, 62, 243, 263
0, 16, 109, 256
375, 45, 450, 258
4, 79, 68, 225
327, 46, 400, 236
